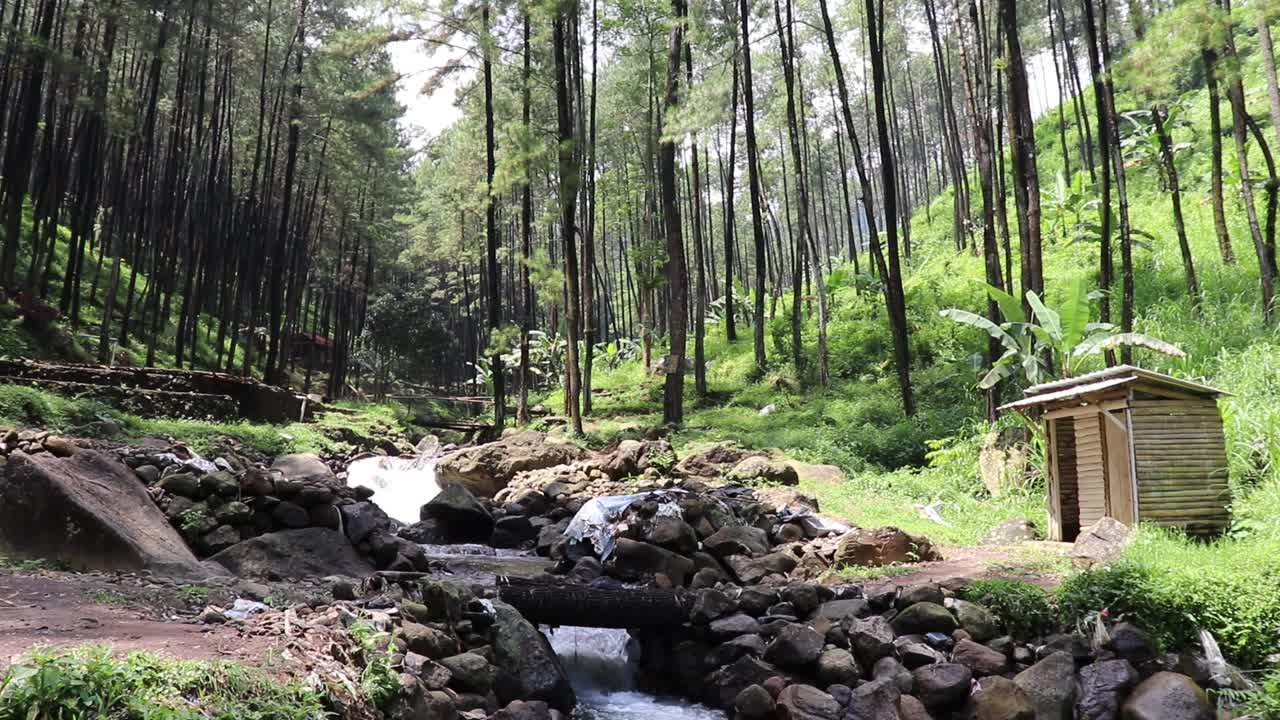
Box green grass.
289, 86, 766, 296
90, 590, 129, 606
0, 647, 329, 720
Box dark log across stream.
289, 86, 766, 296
497, 577, 690, 629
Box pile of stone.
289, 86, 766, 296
381, 580, 575, 720
0, 428, 81, 458
119, 446, 429, 577
636, 580, 1230, 720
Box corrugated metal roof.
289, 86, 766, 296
1022, 365, 1227, 399
1000, 375, 1138, 411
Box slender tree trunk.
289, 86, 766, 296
518, 11, 533, 425
658, 0, 688, 424
739, 0, 768, 375
1151, 105, 1200, 310
1204, 50, 1236, 265
554, 9, 585, 435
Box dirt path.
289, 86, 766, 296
0, 570, 280, 669
860, 542, 1072, 594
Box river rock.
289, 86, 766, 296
965, 676, 1035, 720
734, 684, 776, 720
271, 453, 336, 486
703, 525, 771, 558
271, 501, 310, 529
1072, 517, 1131, 569
488, 600, 575, 711
776, 684, 840, 720
897, 584, 945, 609
728, 456, 800, 486
980, 518, 1040, 545
953, 639, 1010, 677
160, 472, 203, 498
1014, 651, 1077, 720
873, 656, 915, 694
725, 551, 798, 584
892, 602, 959, 635
848, 616, 896, 667
913, 663, 972, 711
817, 648, 861, 686
691, 589, 737, 623
645, 516, 698, 555
675, 443, 765, 477
834, 527, 941, 568
402, 622, 460, 659
1109, 622, 1157, 669
845, 677, 902, 720
208, 527, 373, 579
439, 652, 495, 693
436, 431, 586, 497
342, 501, 391, 544
607, 538, 695, 586
707, 656, 783, 708
421, 483, 494, 543
1076, 659, 1139, 720
953, 600, 1001, 642
764, 623, 824, 668
0, 450, 203, 575
710, 613, 761, 638
1119, 672, 1213, 720
491, 515, 538, 549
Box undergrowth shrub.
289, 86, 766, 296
0, 647, 327, 719
0, 385, 114, 430
961, 580, 1056, 639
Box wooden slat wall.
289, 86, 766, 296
1130, 399, 1231, 534
1074, 414, 1107, 530
1054, 418, 1080, 540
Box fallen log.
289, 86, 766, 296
497, 577, 690, 629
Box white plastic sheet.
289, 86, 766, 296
564, 490, 686, 560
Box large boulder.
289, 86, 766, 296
965, 676, 1036, 720
707, 656, 783, 708
608, 538, 695, 586
891, 602, 959, 635
775, 685, 841, 720
599, 439, 673, 479
208, 527, 374, 579
1119, 672, 1213, 720
1076, 659, 1138, 720
1072, 517, 1132, 569
703, 526, 771, 558
0, 450, 202, 575
728, 456, 800, 487
435, 431, 586, 497
674, 443, 766, 478
953, 639, 1010, 677
271, 453, 337, 486
834, 527, 941, 568
420, 483, 494, 543
489, 600, 575, 711
764, 623, 825, 668
1014, 651, 1077, 720
913, 663, 973, 712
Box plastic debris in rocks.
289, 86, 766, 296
156, 446, 219, 476
565, 490, 688, 560
225, 598, 271, 620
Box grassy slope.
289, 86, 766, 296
540, 27, 1280, 664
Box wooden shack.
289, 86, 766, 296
1002, 365, 1230, 541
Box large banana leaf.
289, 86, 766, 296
1026, 291, 1062, 343
1073, 332, 1187, 358
1060, 277, 1091, 351
982, 282, 1026, 324
939, 308, 1020, 354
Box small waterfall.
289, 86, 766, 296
548, 627, 726, 720
345, 455, 441, 524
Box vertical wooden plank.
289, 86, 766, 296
1046, 418, 1062, 541
1103, 409, 1135, 526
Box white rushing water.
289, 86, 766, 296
549, 627, 726, 720
345, 455, 442, 524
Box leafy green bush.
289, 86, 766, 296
961, 580, 1057, 639
1223, 670, 1280, 719
0, 385, 115, 430
350, 622, 398, 709
0, 647, 327, 719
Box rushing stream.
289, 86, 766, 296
549, 627, 726, 720
349, 453, 722, 719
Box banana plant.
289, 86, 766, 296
940, 278, 1186, 390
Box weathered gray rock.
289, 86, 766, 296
439, 652, 495, 693
848, 616, 896, 667
436, 431, 586, 497
271, 453, 336, 486
1076, 659, 1139, 720
341, 501, 391, 544
1109, 622, 1156, 669
892, 602, 959, 635
208, 527, 373, 579
1072, 517, 1132, 569
873, 656, 915, 694
690, 589, 737, 623
834, 527, 941, 568
402, 622, 460, 659
816, 648, 861, 686
912, 663, 973, 711
953, 638, 1010, 677
845, 677, 902, 720
725, 551, 798, 584
1119, 672, 1213, 720
707, 656, 783, 708
0, 451, 203, 575
775, 684, 840, 720
160, 472, 203, 498
728, 456, 800, 487
764, 623, 825, 668
271, 501, 310, 529
607, 538, 695, 586
488, 600, 575, 711
703, 525, 771, 558
1014, 651, 1077, 720
734, 684, 776, 720
953, 600, 1002, 642
706, 634, 767, 667
980, 518, 1040, 545
813, 598, 870, 624
421, 483, 494, 543
709, 612, 761, 638
896, 584, 945, 609
645, 516, 698, 555
964, 676, 1035, 720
